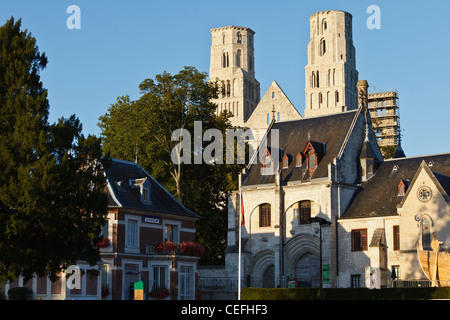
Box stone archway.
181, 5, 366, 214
294, 252, 320, 287
262, 265, 275, 288
250, 249, 275, 288
284, 233, 320, 287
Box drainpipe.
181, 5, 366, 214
334, 159, 340, 287
275, 169, 285, 287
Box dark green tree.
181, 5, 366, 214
0, 17, 108, 283
99, 66, 246, 264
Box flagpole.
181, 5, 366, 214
238, 189, 242, 300
238, 173, 243, 300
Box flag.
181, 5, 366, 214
240, 191, 245, 226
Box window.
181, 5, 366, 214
179, 266, 194, 300
237, 31, 242, 43
393, 226, 400, 251
126, 219, 138, 248
222, 52, 229, 68
296, 152, 302, 167
102, 220, 109, 239
282, 154, 289, 169
101, 264, 109, 293
299, 201, 311, 225
422, 217, 432, 250
152, 266, 168, 291
164, 224, 178, 243
259, 204, 271, 227
351, 275, 361, 288
260, 149, 274, 176
391, 265, 400, 280
277, 112, 280, 122
267, 113, 270, 125
398, 180, 408, 196
319, 38, 326, 56
143, 187, 150, 202
309, 153, 316, 169
236, 50, 241, 67
351, 229, 367, 251
335, 91, 339, 104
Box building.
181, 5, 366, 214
101, 158, 202, 300
2, 158, 203, 300
209, 26, 261, 127
199, 10, 450, 297
209, 26, 302, 132
304, 10, 359, 118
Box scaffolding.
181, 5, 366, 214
368, 91, 400, 158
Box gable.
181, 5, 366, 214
398, 160, 450, 209
245, 80, 302, 130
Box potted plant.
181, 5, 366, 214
148, 286, 170, 300
154, 241, 177, 254
177, 242, 205, 257
95, 237, 110, 248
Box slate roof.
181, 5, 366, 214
103, 158, 199, 219
243, 110, 360, 186
341, 153, 450, 219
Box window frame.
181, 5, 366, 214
299, 201, 311, 225
351, 229, 368, 251
125, 217, 139, 250
351, 275, 361, 288
393, 225, 400, 251
259, 204, 271, 228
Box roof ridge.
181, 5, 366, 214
384, 152, 450, 162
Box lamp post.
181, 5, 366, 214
309, 217, 331, 300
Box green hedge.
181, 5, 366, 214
242, 287, 450, 300
7, 287, 29, 300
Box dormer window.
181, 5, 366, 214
282, 154, 289, 169
130, 178, 151, 203
303, 140, 325, 177
309, 153, 316, 170
143, 187, 150, 202
398, 180, 409, 197
260, 148, 274, 176
295, 152, 303, 167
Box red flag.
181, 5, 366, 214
240, 192, 245, 226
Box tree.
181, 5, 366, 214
0, 17, 108, 283
99, 66, 246, 264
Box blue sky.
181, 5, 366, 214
1, 0, 449, 157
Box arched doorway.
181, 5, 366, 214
262, 265, 275, 288
294, 252, 320, 288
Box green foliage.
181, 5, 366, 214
0, 17, 108, 284
380, 145, 397, 159
241, 287, 450, 300
98, 66, 246, 265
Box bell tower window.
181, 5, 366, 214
319, 38, 326, 56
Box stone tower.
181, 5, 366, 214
304, 11, 359, 118
209, 26, 260, 127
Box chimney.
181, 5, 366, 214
357, 80, 369, 108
